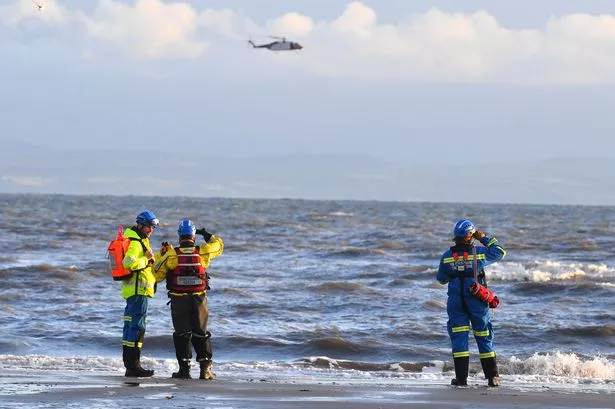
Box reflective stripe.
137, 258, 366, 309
452, 326, 470, 333
496, 245, 507, 258
120, 231, 157, 299
487, 238, 498, 246
169, 246, 207, 293
123, 256, 138, 265
453, 351, 470, 358
124, 316, 132, 322
479, 351, 496, 359
122, 340, 144, 349
169, 291, 206, 296
443, 254, 485, 263
473, 329, 490, 337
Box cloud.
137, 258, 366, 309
331, 1, 376, 38
0, 0, 67, 27
197, 8, 242, 40
1, 175, 50, 186
83, 0, 205, 60
2, 0, 615, 83
266, 12, 314, 38
200, 184, 227, 192
541, 14, 615, 83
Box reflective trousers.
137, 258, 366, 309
447, 288, 495, 359
122, 295, 148, 348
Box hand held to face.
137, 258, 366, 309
195, 228, 212, 241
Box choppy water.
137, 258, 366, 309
0, 194, 613, 389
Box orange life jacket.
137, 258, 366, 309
167, 246, 208, 293
107, 226, 145, 281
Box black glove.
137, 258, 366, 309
160, 241, 171, 255
473, 230, 486, 240
195, 228, 212, 242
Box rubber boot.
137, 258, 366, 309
172, 361, 192, 379
199, 360, 216, 380
123, 345, 134, 376
124, 346, 154, 377
451, 356, 469, 386
193, 331, 215, 380
192, 331, 213, 362
172, 333, 193, 379
481, 356, 500, 387
134, 347, 154, 377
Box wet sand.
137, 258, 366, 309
1, 369, 613, 409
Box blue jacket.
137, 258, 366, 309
437, 236, 506, 295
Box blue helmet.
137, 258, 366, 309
136, 210, 159, 228
178, 219, 196, 237
453, 219, 475, 238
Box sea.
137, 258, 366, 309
0, 193, 613, 392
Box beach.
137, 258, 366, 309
1, 195, 613, 407
1, 368, 612, 409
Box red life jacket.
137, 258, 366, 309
167, 246, 207, 293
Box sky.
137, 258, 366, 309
1, 0, 615, 166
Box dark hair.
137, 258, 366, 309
453, 236, 472, 245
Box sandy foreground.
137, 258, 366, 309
0, 369, 612, 409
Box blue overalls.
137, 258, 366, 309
437, 236, 506, 383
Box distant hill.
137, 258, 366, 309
1, 140, 614, 205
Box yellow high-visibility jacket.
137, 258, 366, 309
121, 227, 156, 299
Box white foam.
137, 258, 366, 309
507, 351, 615, 379
489, 261, 614, 282
1, 352, 613, 389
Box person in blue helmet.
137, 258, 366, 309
153, 219, 224, 380
437, 219, 506, 387
121, 210, 159, 377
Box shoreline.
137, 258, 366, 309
1, 369, 612, 409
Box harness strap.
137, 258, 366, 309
454, 271, 478, 278
130, 237, 149, 294
451, 247, 474, 278
472, 246, 478, 282
452, 251, 469, 261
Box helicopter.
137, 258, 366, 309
248, 36, 303, 51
